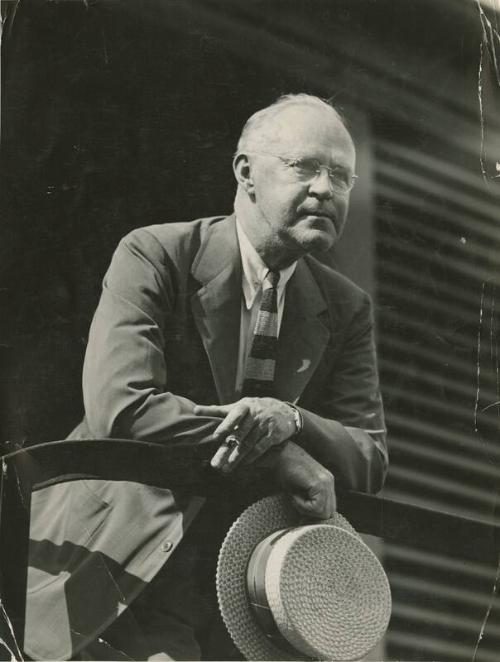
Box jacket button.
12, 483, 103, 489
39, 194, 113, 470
161, 540, 173, 553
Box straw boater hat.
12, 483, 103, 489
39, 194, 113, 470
216, 495, 391, 661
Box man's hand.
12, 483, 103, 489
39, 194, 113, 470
276, 441, 336, 519
193, 397, 296, 472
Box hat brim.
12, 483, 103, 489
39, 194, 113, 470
216, 494, 377, 661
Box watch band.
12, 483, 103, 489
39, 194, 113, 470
287, 403, 303, 436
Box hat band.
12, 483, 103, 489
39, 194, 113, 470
246, 528, 312, 660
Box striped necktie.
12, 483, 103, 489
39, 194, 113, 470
242, 270, 280, 397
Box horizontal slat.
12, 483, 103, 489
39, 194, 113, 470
381, 385, 494, 430
380, 356, 496, 404
377, 139, 500, 201
385, 411, 500, 462
377, 181, 500, 245
382, 487, 498, 524
388, 466, 498, 509
389, 436, 500, 482
390, 573, 496, 609
378, 335, 483, 384
387, 631, 498, 662
392, 603, 500, 640
379, 233, 495, 284
377, 207, 496, 266
377, 161, 500, 223
380, 308, 478, 352
386, 543, 497, 580
376, 259, 486, 310
379, 280, 485, 329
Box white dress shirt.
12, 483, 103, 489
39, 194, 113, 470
235, 217, 297, 395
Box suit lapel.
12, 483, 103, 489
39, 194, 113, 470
190, 216, 242, 404
274, 259, 331, 403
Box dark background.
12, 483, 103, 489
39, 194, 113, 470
1, 1, 500, 659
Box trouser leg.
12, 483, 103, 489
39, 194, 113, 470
75, 534, 202, 661
75, 497, 243, 661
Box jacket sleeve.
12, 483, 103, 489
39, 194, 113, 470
295, 293, 388, 494
83, 228, 220, 445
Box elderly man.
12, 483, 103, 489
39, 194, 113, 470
26, 94, 387, 661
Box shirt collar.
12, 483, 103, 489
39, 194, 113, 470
235, 217, 297, 310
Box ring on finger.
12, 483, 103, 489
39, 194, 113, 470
225, 433, 241, 447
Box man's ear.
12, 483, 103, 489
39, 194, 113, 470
233, 153, 255, 196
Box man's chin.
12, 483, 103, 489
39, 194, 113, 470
294, 228, 337, 253
294, 216, 340, 249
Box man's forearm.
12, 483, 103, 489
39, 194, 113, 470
293, 406, 387, 493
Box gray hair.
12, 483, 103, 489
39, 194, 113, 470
236, 93, 347, 154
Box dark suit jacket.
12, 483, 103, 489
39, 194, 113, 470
25, 215, 387, 660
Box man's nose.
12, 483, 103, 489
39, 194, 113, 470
308, 169, 334, 199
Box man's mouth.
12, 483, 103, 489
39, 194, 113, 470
301, 211, 336, 224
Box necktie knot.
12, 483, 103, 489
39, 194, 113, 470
265, 270, 280, 289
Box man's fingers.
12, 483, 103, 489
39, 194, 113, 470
210, 436, 237, 469
289, 485, 336, 520
289, 493, 317, 518
210, 444, 230, 468
193, 404, 230, 417
213, 404, 249, 438
219, 421, 277, 471
291, 495, 330, 520
213, 428, 258, 472
221, 442, 252, 472
194, 402, 252, 439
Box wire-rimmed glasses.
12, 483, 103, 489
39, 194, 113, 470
243, 150, 358, 195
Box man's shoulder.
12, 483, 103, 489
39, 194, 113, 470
121, 215, 230, 254
110, 216, 234, 278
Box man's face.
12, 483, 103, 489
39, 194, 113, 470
247, 106, 356, 257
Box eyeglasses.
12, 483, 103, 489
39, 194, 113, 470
244, 150, 358, 195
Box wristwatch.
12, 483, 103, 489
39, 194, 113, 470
287, 403, 303, 436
